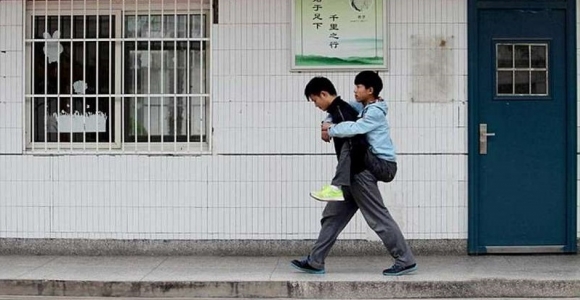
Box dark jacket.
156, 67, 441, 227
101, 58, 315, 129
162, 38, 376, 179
326, 97, 368, 174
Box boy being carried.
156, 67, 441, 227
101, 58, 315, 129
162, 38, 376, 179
322, 71, 398, 184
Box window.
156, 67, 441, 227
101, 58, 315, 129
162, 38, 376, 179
124, 14, 207, 144
29, 15, 117, 146
496, 43, 548, 96
25, 1, 211, 153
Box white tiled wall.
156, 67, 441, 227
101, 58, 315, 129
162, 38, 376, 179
2, 0, 576, 241
211, 0, 468, 240
0, 0, 24, 154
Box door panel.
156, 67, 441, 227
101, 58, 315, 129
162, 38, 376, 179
476, 9, 568, 249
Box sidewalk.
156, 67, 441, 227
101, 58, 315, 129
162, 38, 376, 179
0, 255, 579, 298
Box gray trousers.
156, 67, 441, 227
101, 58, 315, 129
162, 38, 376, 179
308, 169, 416, 269
330, 141, 351, 187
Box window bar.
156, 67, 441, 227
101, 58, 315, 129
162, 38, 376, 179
527, 45, 531, 95
208, 0, 213, 151
511, 45, 515, 95
31, 0, 36, 151
57, 0, 61, 152
82, 0, 87, 151
546, 46, 549, 96
22, 0, 27, 154
81, 0, 87, 232
174, 0, 180, 236
199, 0, 204, 152
186, 0, 191, 152
148, 0, 152, 151
69, 0, 74, 151
161, 0, 166, 151
95, 0, 101, 232
121, 0, 126, 152
109, 0, 113, 151
173, 0, 178, 151
44, 0, 48, 151
96, 0, 100, 151
133, 0, 139, 152
495, 44, 498, 95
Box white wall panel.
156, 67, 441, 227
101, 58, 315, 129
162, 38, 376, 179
3, 0, 574, 241
0, 1, 24, 154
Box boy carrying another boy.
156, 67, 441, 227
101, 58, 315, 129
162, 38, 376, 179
304, 77, 368, 202
291, 71, 417, 276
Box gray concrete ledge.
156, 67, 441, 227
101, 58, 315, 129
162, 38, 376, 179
1, 279, 579, 298
0, 239, 467, 256
0, 255, 578, 299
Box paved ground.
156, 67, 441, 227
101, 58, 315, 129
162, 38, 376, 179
0, 255, 579, 298
1, 298, 579, 300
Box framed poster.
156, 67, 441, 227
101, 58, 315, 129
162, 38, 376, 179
291, 0, 387, 71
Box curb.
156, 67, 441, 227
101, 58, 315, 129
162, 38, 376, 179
1, 279, 579, 298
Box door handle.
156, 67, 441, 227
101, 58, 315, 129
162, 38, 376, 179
479, 123, 495, 154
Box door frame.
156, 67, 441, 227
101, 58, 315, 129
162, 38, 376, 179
467, 0, 577, 254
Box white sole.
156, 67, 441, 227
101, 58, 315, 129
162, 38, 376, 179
309, 192, 345, 202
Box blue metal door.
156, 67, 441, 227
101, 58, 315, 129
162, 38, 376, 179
470, 7, 576, 253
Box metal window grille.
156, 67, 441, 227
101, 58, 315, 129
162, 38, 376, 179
24, 0, 212, 154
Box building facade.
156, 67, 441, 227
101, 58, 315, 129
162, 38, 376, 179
0, 0, 576, 254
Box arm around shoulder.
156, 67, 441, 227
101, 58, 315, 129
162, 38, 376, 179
328, 106, 383, 137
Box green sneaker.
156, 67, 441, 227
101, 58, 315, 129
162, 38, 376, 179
310, 185, 344, 201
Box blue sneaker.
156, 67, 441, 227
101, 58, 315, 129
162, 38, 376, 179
383, 263, 417, 276
290, 259, 325, 274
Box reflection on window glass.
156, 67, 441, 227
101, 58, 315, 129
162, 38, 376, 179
531, 71, 547, 94
31, 16, 116, 143
496, 43, 548, 96
125, 97, 207, 143
123, 14, 208, 143
34, 16, 114, 39
124, 42, 204, 95
531, 45, 547, 68
125, 15, 206, 38
514, 71, 529, 94
497, 45, 513, 68
514, 45, 529, 68
497, 71, 513, 94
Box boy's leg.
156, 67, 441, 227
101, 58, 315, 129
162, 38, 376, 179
350, 170, 415, 268
306, 190, 359, 270
310, 141, 351, 201
331, 140, 352, 187
365, 149, 397, 182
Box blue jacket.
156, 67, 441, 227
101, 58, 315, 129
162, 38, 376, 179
328, 100, 396, 162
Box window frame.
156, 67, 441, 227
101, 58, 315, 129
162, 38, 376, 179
24, 1, 212, 154
494, 41, 551, 100
121, 14, 210, 148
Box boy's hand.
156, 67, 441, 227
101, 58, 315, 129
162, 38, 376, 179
321, 122, 332, 142
321, 129, 331, 142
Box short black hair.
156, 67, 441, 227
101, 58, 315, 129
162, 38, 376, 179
354, 71, 383, 98
304, 77, 337, 101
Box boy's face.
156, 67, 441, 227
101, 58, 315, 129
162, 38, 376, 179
354, 84, 374, 102
309, 91, 332, 111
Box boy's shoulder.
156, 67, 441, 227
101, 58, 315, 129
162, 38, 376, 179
328, 97, 359, 123
343, 99, 363, 112
364, 100, 387, 116
330, 97, 357, 113
333, 96, 350, 106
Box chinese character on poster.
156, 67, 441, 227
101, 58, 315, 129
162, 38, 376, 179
292, 0, 386, 70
